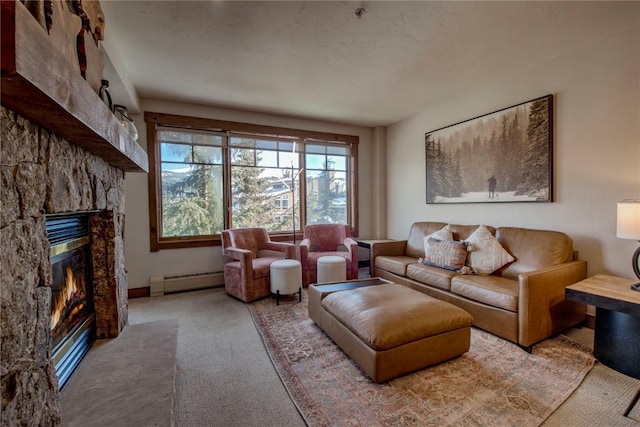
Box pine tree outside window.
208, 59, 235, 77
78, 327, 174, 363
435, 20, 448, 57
229, 135, 300, 232
157, 128, 224, 239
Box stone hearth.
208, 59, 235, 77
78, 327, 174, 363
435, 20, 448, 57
1, 106, 128, 425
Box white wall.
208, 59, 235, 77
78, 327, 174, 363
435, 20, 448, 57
386, 25, 640, 279
124, 100, 374, 288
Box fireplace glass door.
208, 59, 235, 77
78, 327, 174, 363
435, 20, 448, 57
50, 240, 93, 349
47, 213, 96, 389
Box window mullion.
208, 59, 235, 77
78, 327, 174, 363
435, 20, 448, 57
223, 133, 232, 230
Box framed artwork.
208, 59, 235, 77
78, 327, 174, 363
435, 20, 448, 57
425, 94, 553, 204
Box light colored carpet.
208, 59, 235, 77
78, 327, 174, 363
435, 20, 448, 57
128, 286, 304, 427
543, 329, 640, 427
65, 287, 640, 426
60, 318, 179, 426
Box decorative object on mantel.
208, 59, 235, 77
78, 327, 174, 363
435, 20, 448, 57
24, 0, 106, 93
82, 0, 105, 41
617, 199, 640, 290
99, 79, 113, 111
425, 94, 553, 204
23, 0, 47, 30
114, 104, 139, 142
71, 0, 105, 93
48, 0, 82, 74
1, 1, 148, 172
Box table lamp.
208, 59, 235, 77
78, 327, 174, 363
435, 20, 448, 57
617, 199, 640, 290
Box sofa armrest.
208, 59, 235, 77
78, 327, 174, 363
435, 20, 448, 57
370, 240, 407, 261
517, 260, 587, 347
264, 241, 296, 259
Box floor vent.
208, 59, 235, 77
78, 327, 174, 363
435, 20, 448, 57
149, 271, 224, 296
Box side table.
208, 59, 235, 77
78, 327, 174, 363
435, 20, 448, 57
356, 239, 394, 277
565, 274, 640, 417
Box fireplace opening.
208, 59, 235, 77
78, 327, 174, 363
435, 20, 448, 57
46, 213, 96, 389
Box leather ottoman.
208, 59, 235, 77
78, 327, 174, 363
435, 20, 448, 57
308, 282, 473, 382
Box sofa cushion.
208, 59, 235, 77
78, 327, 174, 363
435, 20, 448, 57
451, 274, 519, 312
496, 227, 574, 280
423, 238, 469, 271
375, 255, 418, 276
407, 263, 458, 291
465, 225, 514, 275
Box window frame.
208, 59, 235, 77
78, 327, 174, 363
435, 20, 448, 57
145, 112, 359, 251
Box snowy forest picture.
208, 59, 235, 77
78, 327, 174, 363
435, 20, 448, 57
425, 95, 553, 204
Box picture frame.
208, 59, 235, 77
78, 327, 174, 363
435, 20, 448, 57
425, 94, 553, 204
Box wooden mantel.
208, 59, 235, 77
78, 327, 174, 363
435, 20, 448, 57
0, 1, 148, 173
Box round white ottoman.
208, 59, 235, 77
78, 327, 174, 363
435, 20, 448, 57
317, 255, 347, 284
270, 259, 302, 305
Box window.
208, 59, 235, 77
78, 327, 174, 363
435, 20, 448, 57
157, 128, 224, 238
305, 144, 350, 225
145, 112, 358, 251
229, 135, 300, 233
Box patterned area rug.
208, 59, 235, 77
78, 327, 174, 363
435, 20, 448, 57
248, 291, 595, 427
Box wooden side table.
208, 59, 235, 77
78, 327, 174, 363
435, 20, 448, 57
565, 274, 640, 417
355, 239, 394, 277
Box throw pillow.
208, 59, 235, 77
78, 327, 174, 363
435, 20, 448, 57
464, 225, 515, 275
422, 238, 469, 271
423, 224, 454, 254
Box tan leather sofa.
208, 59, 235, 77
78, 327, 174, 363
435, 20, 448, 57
372, 222, 587, 349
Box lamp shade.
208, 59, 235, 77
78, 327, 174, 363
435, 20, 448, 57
617, 200, 640, 240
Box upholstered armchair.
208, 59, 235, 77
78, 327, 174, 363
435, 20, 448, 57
299, 224, 359, 286
222, 228, 296, 302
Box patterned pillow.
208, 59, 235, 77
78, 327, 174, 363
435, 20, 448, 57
422, 238, 469, 271
423, 225, 454, 254
464, 225, 515, 275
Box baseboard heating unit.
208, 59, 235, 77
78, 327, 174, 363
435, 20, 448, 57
149, 271, 224, 296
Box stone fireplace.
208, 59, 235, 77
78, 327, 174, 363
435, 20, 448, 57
0, 106, 128, 425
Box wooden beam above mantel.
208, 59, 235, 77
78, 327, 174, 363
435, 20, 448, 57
0, 1, 148, 173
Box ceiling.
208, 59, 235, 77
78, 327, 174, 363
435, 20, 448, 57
100, 1, 638, 127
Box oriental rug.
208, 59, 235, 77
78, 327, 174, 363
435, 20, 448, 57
248, 291, 595, 427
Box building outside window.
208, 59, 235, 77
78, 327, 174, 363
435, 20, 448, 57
305, 144, 349, 225
229, 135, 299, 233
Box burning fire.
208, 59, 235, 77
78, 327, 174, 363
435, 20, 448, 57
50, 267, 84, 331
